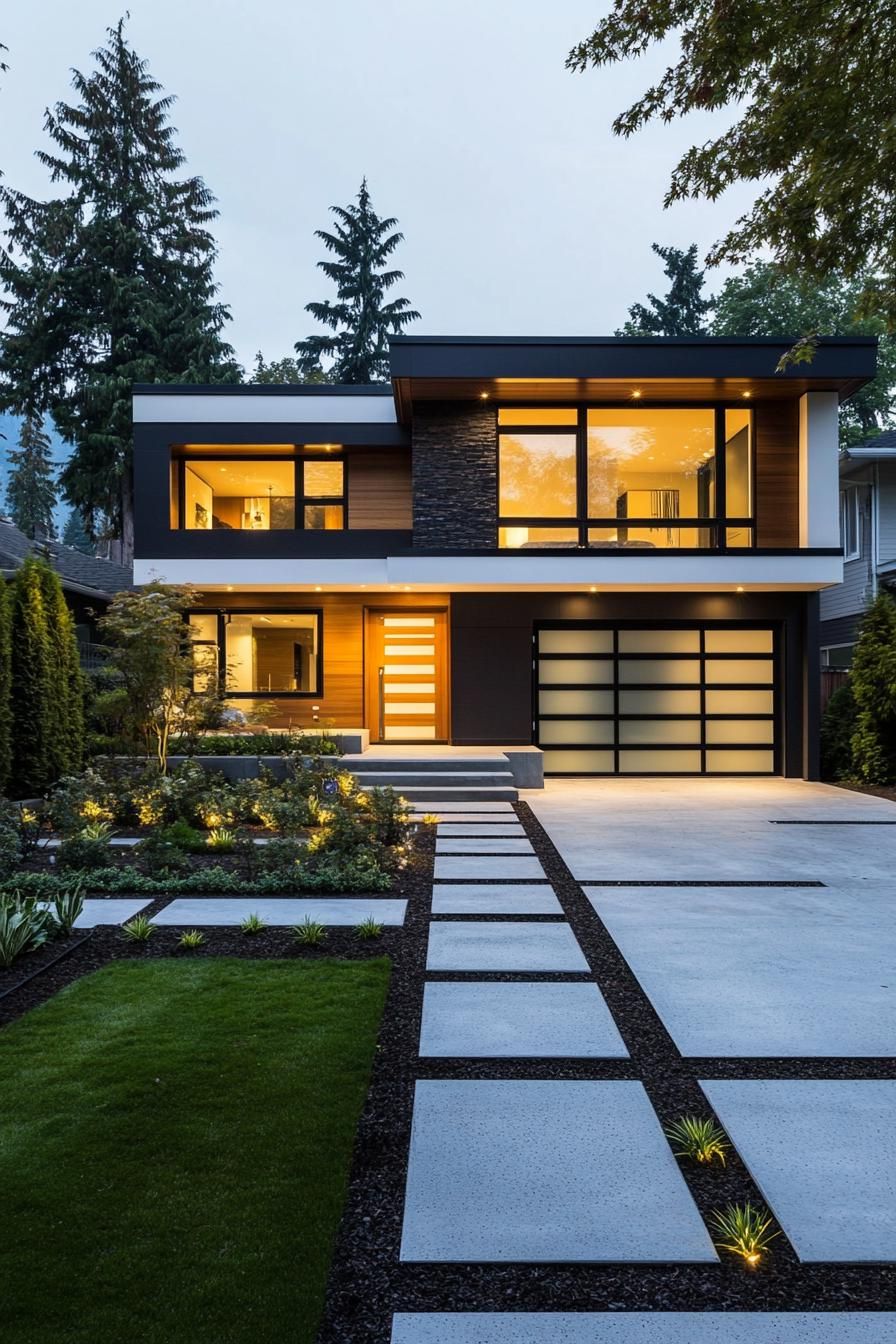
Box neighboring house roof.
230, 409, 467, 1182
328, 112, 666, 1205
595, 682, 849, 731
0, 518, 133, 599
841, 430, 896, 469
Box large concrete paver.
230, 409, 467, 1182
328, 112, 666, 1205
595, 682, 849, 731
152, 897, 407, 926
435, 837, 535, 855
426, 921, 588, 972
434, 855, 546, 881
42, 898, 151, 927
436, 824, 527, 838
419, 982, 628, 1058
391, 1314, 896, 1342
399, 1080, 716, 1263
702, 1080, 896, 1262
432, 884, 562, 914
586, 885, 896, 1057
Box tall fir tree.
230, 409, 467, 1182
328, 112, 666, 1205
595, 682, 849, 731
0, 19, 240, 563
37, 560, 84, 779
61, 507, 93, 554
4, 412, 56, 537
0, 580, 11, 795
849, 592, 896, 785
9, 556, 53, 796
296, 179, 420, 382
618, 243, 713, 337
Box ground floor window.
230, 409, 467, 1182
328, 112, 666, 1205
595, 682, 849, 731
188, 610, 322, 696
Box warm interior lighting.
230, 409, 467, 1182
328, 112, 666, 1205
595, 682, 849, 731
314, 585, 322, 592
631, 389, 642, 399
589, 586, 597, 593
742, 391, 752, 399
736, 585, 745, 593
480, 391, 489, 400
226, 585, 234, 592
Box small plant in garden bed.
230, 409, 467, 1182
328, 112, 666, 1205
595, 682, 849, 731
177, 929, 206, 951
50, 880, 86, 936
121, 915, 155, 943
710, 1201, 780, 1268
240, 912, 266, 935
420, 813, 440, 826
0, 893, 55, 968
206, 827, 236, 852
57, 821, 117, 872
292, 917, 327, 947
354, 917, 383, 940
664, 1115, 729, 1166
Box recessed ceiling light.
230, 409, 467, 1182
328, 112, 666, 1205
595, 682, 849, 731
314, 585, 322, 592
589, 586, 597, 593
631, 389, 642, 399
226, 585, 234, 592
480, 391, 489, 400
736, 585, 745, 593
742, 390, 752, 399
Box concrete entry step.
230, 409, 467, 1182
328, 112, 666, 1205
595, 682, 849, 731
343, 753, 520, 802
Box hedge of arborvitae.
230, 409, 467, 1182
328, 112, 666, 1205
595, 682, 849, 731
820, 590, 896, 784
3, 557, 85, 797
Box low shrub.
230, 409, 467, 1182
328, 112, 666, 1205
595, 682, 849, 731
170, 731, 341, 757
820, 681, 857, 780
354, 916, 383, 940
48, 767, 119, 835
135, 834, 192, 877
206, 827, 236, 852
121, 914, 154, 943
50, 880, 86, 936
292, 916, 326, 946
257, 837, 306, 874
56, 824, 116, 872
177, 929, 206, 950
157, 820, 206, 851
361, 787, 411, 847
240, 912, 266, 935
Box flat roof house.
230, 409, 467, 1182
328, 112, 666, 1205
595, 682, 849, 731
132, 334, 877, 779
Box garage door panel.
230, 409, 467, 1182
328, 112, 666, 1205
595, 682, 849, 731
536, 624, 777, 776
539, 688, 614, 716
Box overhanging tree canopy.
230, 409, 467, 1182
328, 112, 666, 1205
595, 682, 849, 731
568, 3, 896, 327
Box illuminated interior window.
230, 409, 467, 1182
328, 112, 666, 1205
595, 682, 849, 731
224, 612, 320, 694
497, 406, 754, 550
182, 460, 295, 531
302, 459, 345, 530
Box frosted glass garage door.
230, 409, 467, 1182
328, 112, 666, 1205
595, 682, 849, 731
536, 624, 777, 775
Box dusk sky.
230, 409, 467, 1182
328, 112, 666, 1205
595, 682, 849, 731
1, 2, 754, 372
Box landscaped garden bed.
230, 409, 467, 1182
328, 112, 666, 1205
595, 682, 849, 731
0, 957, 390, 1344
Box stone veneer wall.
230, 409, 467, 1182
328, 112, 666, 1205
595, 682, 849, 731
411, 401, 497, 548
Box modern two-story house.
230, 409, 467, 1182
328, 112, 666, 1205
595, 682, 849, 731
819, 429, 896, 670
132, 335, 877, 779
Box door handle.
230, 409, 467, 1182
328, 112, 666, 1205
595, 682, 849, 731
378, 666, 385, 742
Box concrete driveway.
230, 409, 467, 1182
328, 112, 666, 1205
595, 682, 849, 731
524, 777, 896, 883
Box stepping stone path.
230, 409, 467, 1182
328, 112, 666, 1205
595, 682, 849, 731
431, 883, 562, 914
419, 982, 629, 1058
434, 855, 546, 881
426, 921, 588, 972
39, 898, 151, 927
151, 897, 407, 926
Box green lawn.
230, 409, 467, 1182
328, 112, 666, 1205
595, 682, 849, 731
0, 957, 390, 1344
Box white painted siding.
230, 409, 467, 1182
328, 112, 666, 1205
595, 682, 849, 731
820, 475, 873, 621
132, 393, 397, 424
876, 460, 896, 564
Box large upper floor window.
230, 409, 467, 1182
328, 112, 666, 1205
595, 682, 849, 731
497, 405, 753, 550
174, 452, 345, 531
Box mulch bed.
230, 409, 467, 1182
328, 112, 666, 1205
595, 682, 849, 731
830, 781, 896, 806
316, 801, 895, 1344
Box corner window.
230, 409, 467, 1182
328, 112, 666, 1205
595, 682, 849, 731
840, 488, 860, 561
497, 406, 754, 550
188, 611, 322, 696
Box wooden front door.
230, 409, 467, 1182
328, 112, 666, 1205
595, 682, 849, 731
365, 610, 449, 743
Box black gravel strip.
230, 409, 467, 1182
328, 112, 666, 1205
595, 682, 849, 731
769, 819, 896, 825
317, 804, 894, 1344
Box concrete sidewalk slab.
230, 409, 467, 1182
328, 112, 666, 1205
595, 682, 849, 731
426, 921, 588, 972
152, 897, 407, 926
432, 884, 561, 915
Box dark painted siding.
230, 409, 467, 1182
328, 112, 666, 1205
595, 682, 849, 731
411, 402, 497, 548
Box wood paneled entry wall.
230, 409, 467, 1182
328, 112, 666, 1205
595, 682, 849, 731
194, 591, 449, 732
365, 609, 449, 742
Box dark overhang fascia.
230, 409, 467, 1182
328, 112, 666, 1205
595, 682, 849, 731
134, 422, 410, 449
388, 335, 878, 422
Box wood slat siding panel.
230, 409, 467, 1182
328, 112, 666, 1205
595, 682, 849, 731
195, 591, 448, 729
347, 450, 412, 529
755, 400, 799, 547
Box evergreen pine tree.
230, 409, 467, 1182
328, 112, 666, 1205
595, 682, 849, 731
250, 351, 331, 385
0, 581, 12, 795
0, 19, 240, 563
296, 179, 420, 382
37, 559, 84, 779
62, 507, 93, 554
850, 592, 896, 784
9, 556, 53, 796
618, 243, 714, 337
4, 412, 56, 537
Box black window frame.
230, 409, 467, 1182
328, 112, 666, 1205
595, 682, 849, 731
497, 403, 756, 552
188, 606, 325, 699
174, 453, 348, 532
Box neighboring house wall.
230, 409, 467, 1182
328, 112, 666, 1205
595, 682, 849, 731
875, 459, 896, 563
819, 474, 873, 626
